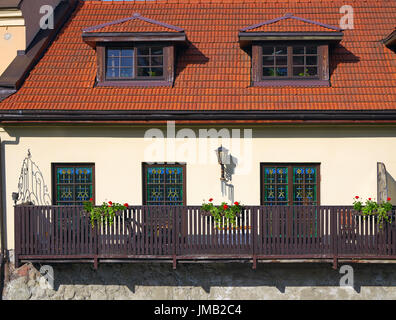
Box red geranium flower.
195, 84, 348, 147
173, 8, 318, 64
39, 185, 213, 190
108, 201, 113, 205
234, 201, 239, 206
355, 196, 359, 199
124, 203, 129, 207
368, 198, 372, 201
223, 204, 229, 210
89, 198, 94, 202
209, 198, 213, 202
388, 197, 391, 201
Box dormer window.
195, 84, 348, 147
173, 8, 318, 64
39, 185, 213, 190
82, 13, 186, 87
239, 13, 343, 87
105, 46, 164, 80
261, 45, 319, 79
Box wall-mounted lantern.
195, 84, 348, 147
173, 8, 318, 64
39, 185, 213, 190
215, 145, 228, 181
12, 192, 19, 205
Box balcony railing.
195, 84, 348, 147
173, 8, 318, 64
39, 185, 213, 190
14, 205, 396, 269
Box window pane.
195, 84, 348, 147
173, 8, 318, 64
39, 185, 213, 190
106, 48, 134, 79
293, 56, 304, 65
55, 165, 94, 205
150, 67, 163, 77
293, 67, 305, 77
145, 165, 184, 205
263, 56, 274, 66
276, 67, 288, 77
137, 56, 150, 67
107, 49, 120, 57
293, 46, 304, 54
151, 56, 163, 66
275, 47, 287, 55
121, 48, 134, 56
137, 68, 150, 77
306, 56, 317, 65
57, 168, 74, 183
120, 57, 133, 67
137, 47, 150, 55
75, 185, 92, 202
275, 55, 287, 65
107, 57, 119, 67
306, 46, 317, 54
75, 168, 92, 183
151, 47, 163, 55
120, 68, 133, 78
306, 67, 318, 76
262, 46, 274, 55
263, 167, 288, 205
106, 68, 119, 78
263, 67, 275, 77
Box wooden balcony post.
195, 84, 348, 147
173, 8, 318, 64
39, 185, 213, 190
172, 206, 177, 269
252, 207, 257, 269
331, 207, 338, 269
14, 205, 21, 268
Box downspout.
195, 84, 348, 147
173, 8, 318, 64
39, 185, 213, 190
0, 136, 5, 268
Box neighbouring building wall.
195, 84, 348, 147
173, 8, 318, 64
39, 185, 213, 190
1, 124, 396, 249
20, 0, 62, 49
0, 24, 25, 76
0, 0, 62, 76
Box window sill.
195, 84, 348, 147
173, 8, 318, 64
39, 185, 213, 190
253, 79, 330, 87
97, 80, 172, 87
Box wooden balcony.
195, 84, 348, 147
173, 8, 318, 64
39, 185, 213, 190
14, 205, 396, 269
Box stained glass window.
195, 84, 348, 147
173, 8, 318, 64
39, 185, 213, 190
263, 167, 288, 205
293, 167, 317, 205
53, 164, 94, 205
144, 164, 185, 205
262, 164, 319, 205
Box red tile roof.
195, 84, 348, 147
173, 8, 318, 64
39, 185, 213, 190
1, 0, 396, 112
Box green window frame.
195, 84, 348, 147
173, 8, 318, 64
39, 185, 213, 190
52, 163, 95, 205
142, 163, 186, 205
260, 163, 320, 206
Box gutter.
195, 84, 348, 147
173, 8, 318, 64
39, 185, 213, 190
1, 110, 396, 122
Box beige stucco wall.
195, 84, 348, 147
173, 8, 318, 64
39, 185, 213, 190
1, 124, 396, 249
0, 25, 26, 76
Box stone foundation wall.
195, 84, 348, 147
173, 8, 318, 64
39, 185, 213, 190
3, 258, 396, 300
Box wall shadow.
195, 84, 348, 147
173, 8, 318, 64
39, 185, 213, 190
35, 262, 396, 295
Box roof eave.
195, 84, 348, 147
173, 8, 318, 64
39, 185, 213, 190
1, 110, 396, 123
82, 32, 187, 47
239, 31, 343, 42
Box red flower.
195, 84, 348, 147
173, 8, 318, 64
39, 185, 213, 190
108, 201, 113, 205
223, 204, 229, 210
89, 198, 94, 202
234, 201, 239, 206
355, 196, 359, 199
368, 198, 372, 201
124, 203, 129, 207
209, 198, 213, 202
388, 197, 392, 201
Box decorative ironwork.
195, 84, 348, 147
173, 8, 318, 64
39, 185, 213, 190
16, 150, 51, 205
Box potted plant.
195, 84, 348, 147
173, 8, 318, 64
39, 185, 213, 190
201, 198, 243, 230
83, 198, 129, 228
353, 196, 393, 229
